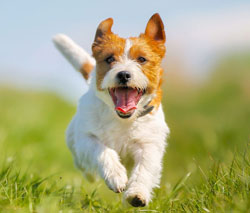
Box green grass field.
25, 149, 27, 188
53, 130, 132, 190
0, 53, 250, 212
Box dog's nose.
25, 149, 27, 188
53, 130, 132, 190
117, 71, 131, 84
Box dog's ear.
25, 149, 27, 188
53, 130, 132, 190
144, 13, 165, 42
94, 18, 113, 43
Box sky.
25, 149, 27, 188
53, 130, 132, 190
0, 0, 250, 102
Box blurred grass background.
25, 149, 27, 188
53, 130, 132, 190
0, 52, 249, 211
163, 52, 250, 184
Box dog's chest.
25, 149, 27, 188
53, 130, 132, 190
92, 113, 140, 152
79, 91, 167, 154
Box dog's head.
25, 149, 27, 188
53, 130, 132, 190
92, 13, 166, 119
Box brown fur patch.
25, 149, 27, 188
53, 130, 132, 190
129, 36, 165, 109
92, 33, 126, 90
149, 69, 163, 110
80, 62, 94, 80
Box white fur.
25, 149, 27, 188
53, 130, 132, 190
124, 39, 132, 56
53, 34, 96, 72
61, 36, 170, 206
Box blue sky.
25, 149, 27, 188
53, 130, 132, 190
1, 0, 250, 102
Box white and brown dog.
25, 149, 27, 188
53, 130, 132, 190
53, 13, 169, 207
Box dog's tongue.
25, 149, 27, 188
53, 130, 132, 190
115, 88, 138, 113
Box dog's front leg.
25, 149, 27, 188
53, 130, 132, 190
125, 142, 165, 207
73, 134, 128, 193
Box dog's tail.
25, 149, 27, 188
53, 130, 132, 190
52, 34, 96, 80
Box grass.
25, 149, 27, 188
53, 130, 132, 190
1, 149, 249, 212
0, 52, 250, 212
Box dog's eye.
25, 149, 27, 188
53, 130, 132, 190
105, 56, 115, 64
137, 56, 147, 64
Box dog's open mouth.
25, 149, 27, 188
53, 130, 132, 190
109, 87, 145, 118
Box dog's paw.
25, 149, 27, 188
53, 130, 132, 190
125, 184, 150, 207
126, 194, 146, 207
104, 162, 128, 193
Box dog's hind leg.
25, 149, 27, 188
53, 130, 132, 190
72, 133, 128, 193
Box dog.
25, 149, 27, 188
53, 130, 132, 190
53, 13, 169, 207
